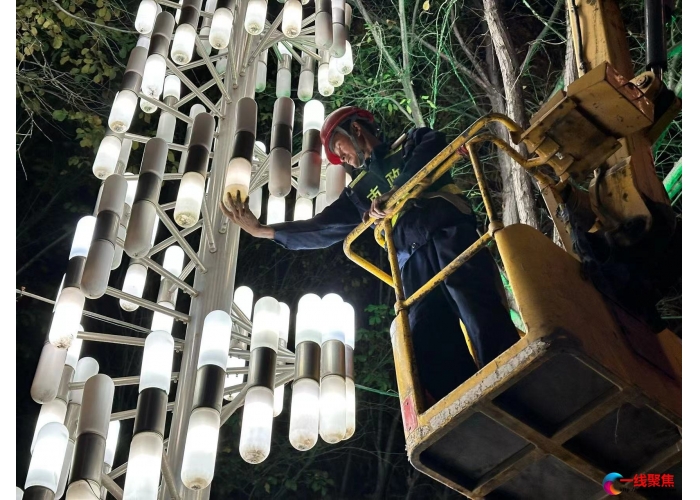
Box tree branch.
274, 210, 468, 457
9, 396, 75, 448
49, 0, 136, 34
413, 35, 498, 98
355, 0, 426, 127
450, 9, 492, 87
519, 0, 565, 74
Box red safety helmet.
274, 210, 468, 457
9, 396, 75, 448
320, 106, 375, 165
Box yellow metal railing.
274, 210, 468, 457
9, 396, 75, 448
342, 113, 559, 414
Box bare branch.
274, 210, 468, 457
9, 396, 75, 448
49, 0, 136, 34
355, 0, 426, 127
519, 0, 565, 74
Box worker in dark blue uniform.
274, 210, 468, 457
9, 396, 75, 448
221, 106, 520, 402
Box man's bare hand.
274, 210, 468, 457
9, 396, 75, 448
363, 187, 397, 223
220, 192, 274, 239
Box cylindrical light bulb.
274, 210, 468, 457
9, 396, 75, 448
321, 293, 345, 343
120, 262, 147, 312
70, 357, 99, 405
135, 0, 158, 33
48, 287, 84, 348
276, 66, 292, 98
274, 385, 285, 417
92, 135, 122, 179
25, 422, 69, 492
233, 286, 254, 320
209, 7, 233, 49
251, 297, 280, 351
31, 398, 68, 453
104, 420, 121, 468
174, 171, 206, 228
224, 157, 252, 203
255, 49, 268, 92
294, 197, 313, 221
245, 0, 267, 35
266, 195, 286, 225
303, 100, 325, 132
108, 90, 138, 133
31, 343, 67, 404
320, 374, 346, 443
249, 189, 263, 218
140, 330, 175, 393
298, 69, 314, 101
123, 431, 163, 498
70, 216, 97, 259
142, 54, 167, 99
181, 407, 220, 490
289, 378, 320, 451
163, 245, 185, 276
282, 0, 302, 38
295, 294, 323, 345
198, 310, 232, 370
239, 386, 274, 464
318, 63, 334, 96
171, 23, 197, 65
328, 57, 344, 87
151, 308, 175, 334
337, 40, 354, 75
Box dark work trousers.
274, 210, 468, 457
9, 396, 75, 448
396, 209, 520, 402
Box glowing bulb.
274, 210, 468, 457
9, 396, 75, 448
92, 135, 121, 179
171, 23, 196, 65
142, 54, 167, 99
108, 90, 138, 133
135, 0, 158, 34
282, 0, 302, 38
174, 171, 206, 228
239, 386, 274, 463
289, 378, 320, 450
209, 8, 233, 49
245, 0, 268, 35
318, 63, 334, 96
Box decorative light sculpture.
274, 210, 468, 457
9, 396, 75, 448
297, 51, 316, 102
224, 98, 258, 206
141, 12, 175, 109
282, 0, 303, 38
181, 311, 231, 489
123, 330, 174, 498
319, 293, 347, 443
66, 374, 115, 498
175, 112, 216, 228
245, 0, 268, 35
294, 197, 314, 220
298, 100, 324, 197
82, 174, 128, 298
171, 0, 201, 65
124, 138, 167, 258
92, 132, 122, 179
268, 97, 295, 197
108, 37, 148, 133
289, 294, 322, 451
21, 2, 363, 497
325, 163, 347, 205
135, 0, 158, 34
24, 422, 69, 498
209, 0, 235, 49
240, 297, 280, 464
276, 43, 293, 98
331, 0, 347, 57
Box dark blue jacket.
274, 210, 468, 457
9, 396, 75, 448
270, 128, 471, 267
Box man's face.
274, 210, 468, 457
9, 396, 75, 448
332, 132, 360, 168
